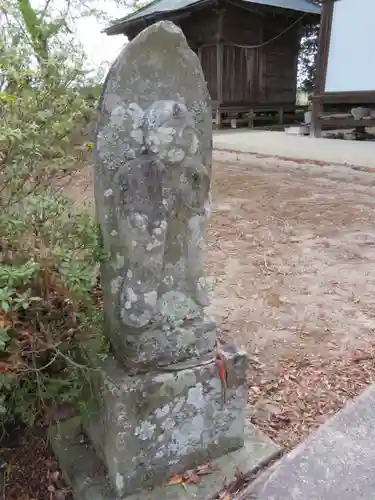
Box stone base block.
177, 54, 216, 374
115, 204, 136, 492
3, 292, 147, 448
50, 417, 281, 500
81, 344, 248, 497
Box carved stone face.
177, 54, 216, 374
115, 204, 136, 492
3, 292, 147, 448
142, 100, 199, 165
132, 100, 209, 213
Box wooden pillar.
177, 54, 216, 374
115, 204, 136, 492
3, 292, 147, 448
215, 9, 224, 127
310, 97, 322, 138
248, 109, 255, 128
197, 47, 202, 64
253, 24, 263, 104
215, 109, 221, 127
310, 0, 334, 139
216, 43, 223, 105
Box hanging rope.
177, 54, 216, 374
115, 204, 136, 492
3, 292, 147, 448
222, 11, 307, 49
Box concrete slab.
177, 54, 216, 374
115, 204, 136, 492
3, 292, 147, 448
252, 384, 375, 500
213, 130, 375, 169
50, 416, 280, 500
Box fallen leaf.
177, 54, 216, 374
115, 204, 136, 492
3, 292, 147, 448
184, 470, 201, 484
218, 493, 232, 500
0, 361, 11, 373
165, 463, 218, 489
165, 473, 183, 486
195, 462, 219, 475
55, 490, 66, 500
50, 470, 60, 483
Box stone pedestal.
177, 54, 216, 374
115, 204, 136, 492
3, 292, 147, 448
82, 344, 248, 497
50, 416, 281, 500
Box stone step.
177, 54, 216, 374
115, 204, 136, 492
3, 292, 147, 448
249, 384, 375, 500
50, 417, 280, 500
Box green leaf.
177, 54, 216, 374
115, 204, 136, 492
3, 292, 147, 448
17, 0, 49, 62
0, 327, 10, 351
0, 92, 16, 102
0, 374, 13, 390
1, 301, 10, 312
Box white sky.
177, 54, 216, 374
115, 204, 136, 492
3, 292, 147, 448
74, 2, 128, 70
74, 3, 128, 70
30, 0, 131, 71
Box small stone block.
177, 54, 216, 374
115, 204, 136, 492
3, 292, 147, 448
285, 125, 309, 136
49, 417, 281, 500
81, 345, 248, 497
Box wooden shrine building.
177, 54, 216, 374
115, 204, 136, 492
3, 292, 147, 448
311, 0, 375, 137
105, 0, 320, 127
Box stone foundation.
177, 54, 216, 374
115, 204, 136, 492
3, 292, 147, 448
50, 416, 281, 500
82, 344, 248, 498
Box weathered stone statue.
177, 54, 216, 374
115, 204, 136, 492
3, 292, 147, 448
95, 26, 216, 368
51, 21, 261, 500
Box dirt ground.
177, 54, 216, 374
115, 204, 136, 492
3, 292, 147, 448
63, 152, 375, 450
1, 422, 72, 500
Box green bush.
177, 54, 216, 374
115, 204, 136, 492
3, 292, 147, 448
0, 36, 106, 425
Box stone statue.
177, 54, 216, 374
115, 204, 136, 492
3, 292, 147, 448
94, 23, 216, 367
69, 22, 250, 498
